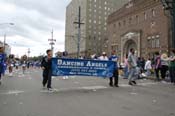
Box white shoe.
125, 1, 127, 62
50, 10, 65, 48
65, 76, 69, 79
9, 73, 13, 77
48, 88, 54, 92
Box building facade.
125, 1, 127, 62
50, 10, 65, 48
0, 41, 11, 56
65, 0, 128, 58
107, 0, 171, 61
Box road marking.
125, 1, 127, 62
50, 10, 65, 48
0, 90, 24, 95
80, 86, 108, 90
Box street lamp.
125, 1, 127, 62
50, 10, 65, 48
0, 23, 14, 26
0, 22, 14, 54
161, 0, 175, 50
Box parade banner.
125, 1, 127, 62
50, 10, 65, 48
52, 58, 116, 78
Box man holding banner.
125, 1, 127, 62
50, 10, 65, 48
41, 49, 53, 91
109, 50, 119, 87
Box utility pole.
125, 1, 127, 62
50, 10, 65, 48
74, 6, 84, 58
3, 34, 6, 53
27, 48, 30, 58
48, 29, 56, 55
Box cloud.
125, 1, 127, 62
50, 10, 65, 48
0, 0, 71, 57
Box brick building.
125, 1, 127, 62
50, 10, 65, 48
107, 0, 172, 61
65, 0, 128, 58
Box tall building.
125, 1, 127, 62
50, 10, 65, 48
65, 0, 128, 58
107, 0, 172, 61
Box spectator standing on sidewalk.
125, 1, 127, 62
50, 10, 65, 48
128, 48, 138, 85
108, 50, 119, 87
160, 53, 169, 81
123, 54, 129, 79
144, 58, 152, 76
41, 49, 53, 91
98, 52, 108, 61
154, 52, 162, 81
169, 50, 175, 85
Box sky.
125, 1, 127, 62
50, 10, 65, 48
0, 0, 71, 57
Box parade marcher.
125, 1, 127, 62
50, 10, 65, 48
169, 50, 175, 85
41, 49, 53, 90
128, 48, 138, 85
154, 52, 162, 81
15, 60, 20, 70
8, 54, 15, 77
160, 53, 169, 81
109, 50, 119, 87
21, 55, 28, 74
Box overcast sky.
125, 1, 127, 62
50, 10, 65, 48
0, 0, 71, 57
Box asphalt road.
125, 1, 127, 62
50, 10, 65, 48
0, 68, 175, 116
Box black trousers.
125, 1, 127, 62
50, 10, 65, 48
42, 69, 52, 88
161, 65, 169, 80
155, 68, 161, 81
109, 69, 119, 86
169, 67, 175, 83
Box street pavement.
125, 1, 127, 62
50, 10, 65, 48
0, 68, 175, 116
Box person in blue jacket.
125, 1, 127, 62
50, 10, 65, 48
109, 50, 119, 87
0, 46, 6, 85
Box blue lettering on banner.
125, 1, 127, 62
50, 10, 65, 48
52, 58, 116, 78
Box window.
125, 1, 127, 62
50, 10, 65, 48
147, 40, 151, 48
144, 12, 147, 20
136, 15, 139, 23
123, 20, 126, 26
152, 39, 155, 48
129, 17, 132, 24
118, 22, 121, 27
155, 38, 160, 48
152, 9, 155, 17
105, 1, 107, 5
105, 12, 107, 15
113, 24, 116, 28
105, 7, 107, 10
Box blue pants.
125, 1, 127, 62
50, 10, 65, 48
128, 67, 138, 82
